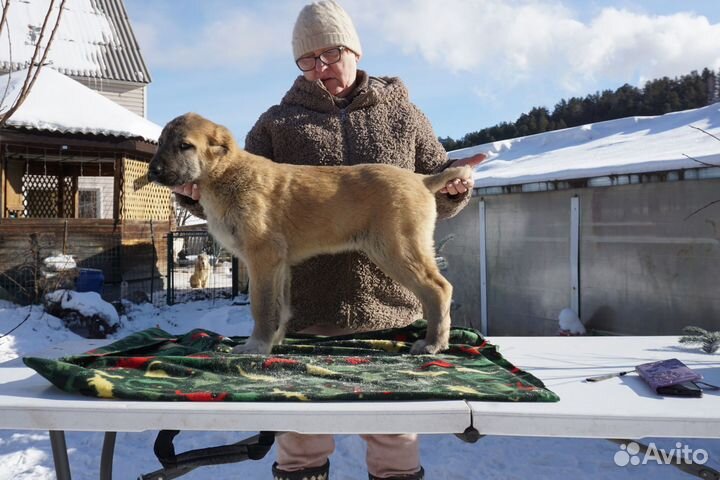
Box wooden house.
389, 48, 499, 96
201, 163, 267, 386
0, 0, 171, 304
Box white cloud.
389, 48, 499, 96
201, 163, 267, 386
131, 2, 299, 71
131, 0, 720, 94
346, 0, 720, 94
574, 10, 720, 83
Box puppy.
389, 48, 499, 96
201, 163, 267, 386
149, 113, 473, 355
189, 252, 210, 289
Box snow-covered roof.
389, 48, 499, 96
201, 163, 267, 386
0, 0, 150, 83
0, 67, 161, 142
450, 103, 720, 190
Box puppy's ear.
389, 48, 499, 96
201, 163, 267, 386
209, 124, 234, 158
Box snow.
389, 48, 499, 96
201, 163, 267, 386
0, 0, 114, 78
0, 297, 718, 479
0, 67, 161, 142
450, 103, 720, 188
558, 308, 586, 335
42, 254, 76, 272
44, 290, 120, 326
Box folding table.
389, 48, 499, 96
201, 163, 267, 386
1, 336, 718, 479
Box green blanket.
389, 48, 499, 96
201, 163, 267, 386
24, 321, 559, 402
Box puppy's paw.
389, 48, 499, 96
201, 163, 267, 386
410, 339, 447, 355
232, 338, 272, 355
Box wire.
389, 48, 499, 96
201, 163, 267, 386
0, 303, 39, 340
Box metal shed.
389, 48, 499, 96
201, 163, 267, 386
438, 103, 720, 336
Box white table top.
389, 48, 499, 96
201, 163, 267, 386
1, 336, 718, 439
0, 340, 469, 435
469, 335, 720, 439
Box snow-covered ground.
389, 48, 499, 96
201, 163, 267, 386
0, 297, 718, 480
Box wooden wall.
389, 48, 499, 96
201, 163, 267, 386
0, 218, 169, 303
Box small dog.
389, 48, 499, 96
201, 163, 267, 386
149, 113, 474, 355
189, 253, 210, 289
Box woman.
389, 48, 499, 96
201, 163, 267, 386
174, 1, 479, 478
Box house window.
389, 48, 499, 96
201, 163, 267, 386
79, 189, 101, 218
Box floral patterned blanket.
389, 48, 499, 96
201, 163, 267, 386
24, 321, 559, 403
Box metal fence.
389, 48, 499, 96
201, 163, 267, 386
436, 176, 720, 336
166, 230, 246, 305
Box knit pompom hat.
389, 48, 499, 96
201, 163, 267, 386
292, 0, 362, 60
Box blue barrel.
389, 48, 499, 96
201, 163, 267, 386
76, 268, 105, 294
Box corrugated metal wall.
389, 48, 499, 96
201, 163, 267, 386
436, 177, 720, 336
0, 0, 151, 84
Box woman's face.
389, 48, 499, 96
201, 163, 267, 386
299, 46, 359, 97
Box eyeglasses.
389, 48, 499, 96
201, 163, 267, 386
296, 46, 347, 72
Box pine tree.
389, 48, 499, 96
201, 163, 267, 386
679, 326, 720, 354
440, 66, 718, 151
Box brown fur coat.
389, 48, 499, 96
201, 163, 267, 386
177, 71, 471, 333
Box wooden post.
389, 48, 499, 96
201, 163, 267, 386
113, 157, 123, 222
63, 219, 68, 255
149, 218, 155, 302
0, 148, 5, 218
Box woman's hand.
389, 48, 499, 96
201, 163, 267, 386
171, 183, 201, 201
439, 152, 487, 195
439, 178, 473, 195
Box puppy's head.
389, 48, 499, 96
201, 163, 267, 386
148, 112, 235, 186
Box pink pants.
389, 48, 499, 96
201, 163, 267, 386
278, 325, 422, 477
276, 432, 421, 478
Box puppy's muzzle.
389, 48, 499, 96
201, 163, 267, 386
147, 162, 163, 183
147, 159, 177, 186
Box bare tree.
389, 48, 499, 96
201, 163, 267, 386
0, 0, 68, 128
0, 0, 10, 41
175, 203, 193, 227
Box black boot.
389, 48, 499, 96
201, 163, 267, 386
272, 460, 330, 480
368, 466, 424, 480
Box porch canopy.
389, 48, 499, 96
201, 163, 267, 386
0, 66, 166, 220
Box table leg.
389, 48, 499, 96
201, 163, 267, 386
100, 432, 117, 480
49, 430, 72, 480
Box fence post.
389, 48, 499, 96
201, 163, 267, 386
149, 219, 155, 304
570, 195, 581, 319
166, 231, 174, 306
478, 199, 488, 336
231, 257, 239, 298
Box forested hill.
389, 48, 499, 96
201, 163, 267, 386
440, 67, 719, 152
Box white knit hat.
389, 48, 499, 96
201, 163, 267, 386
292, 0, 362, 60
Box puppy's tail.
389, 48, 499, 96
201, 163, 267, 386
422, 166, 473, 193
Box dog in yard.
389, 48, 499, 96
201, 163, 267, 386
189, 252, 210, 289
148, 113, 474, 355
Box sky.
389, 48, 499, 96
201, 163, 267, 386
124, 0, 720, 144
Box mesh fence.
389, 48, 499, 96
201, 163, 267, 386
166, 230, 246, 305
0, 220, 169, 307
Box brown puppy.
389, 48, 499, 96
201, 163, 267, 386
149, 113, 473, 355
189, 252, 210, 289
